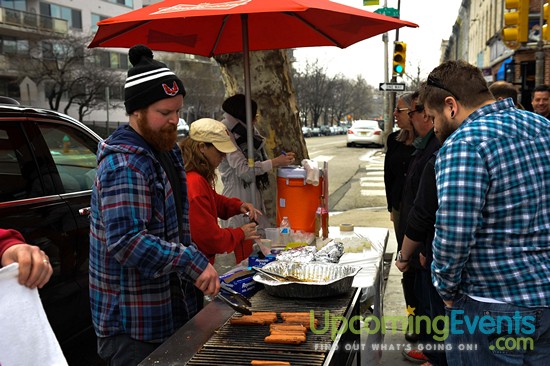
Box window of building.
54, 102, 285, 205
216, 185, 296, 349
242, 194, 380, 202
0, 36, 29, 55
104, 0, 133, 8
92, 51, 128, 70
40, 2, 82, 30
91, 13, 108, 32
0, 0, 26, 11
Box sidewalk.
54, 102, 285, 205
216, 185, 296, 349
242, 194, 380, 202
329, 207, 417, 366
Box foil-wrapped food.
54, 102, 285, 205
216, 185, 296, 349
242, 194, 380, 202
315, 240, 344, 263
275, 245, 316, 263
275, 240, 344, 263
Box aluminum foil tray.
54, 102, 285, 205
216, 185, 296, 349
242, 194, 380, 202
253, 262, 361, 298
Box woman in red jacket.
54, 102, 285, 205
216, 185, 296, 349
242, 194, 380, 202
179, 118, 261, 264
0, 228, 52, 288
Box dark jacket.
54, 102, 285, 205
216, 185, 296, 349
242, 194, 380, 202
405, 154, 437, 265
384, 131, 415, 212
396, 129, 440, 250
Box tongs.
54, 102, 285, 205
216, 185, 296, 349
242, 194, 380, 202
217, 282, 252, 315
252, 266, 307, 283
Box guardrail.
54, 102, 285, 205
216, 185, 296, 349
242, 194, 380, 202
0, 7, 68, 34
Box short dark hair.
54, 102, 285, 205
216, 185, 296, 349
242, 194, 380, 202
419, 60, 493, 112
531, 84, 550, 100
489, 81, 522, 108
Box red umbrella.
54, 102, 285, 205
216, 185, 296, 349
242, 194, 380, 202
89, 0, 417, 206
89, 0, 416, 56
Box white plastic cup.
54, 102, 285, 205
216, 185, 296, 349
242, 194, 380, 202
265, 228, 280, 247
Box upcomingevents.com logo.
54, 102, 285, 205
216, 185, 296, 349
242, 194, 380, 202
307, 309, 535, 351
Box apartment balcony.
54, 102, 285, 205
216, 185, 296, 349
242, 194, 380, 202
0, 7, 68, 39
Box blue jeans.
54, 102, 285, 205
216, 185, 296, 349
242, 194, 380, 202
416, 269, 447, 366
445, 295, 550, 366
97, 334, 161, 366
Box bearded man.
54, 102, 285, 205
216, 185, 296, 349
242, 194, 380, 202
420, 60, 550, 366
89, 45, 219, 366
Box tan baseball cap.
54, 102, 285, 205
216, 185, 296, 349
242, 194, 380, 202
189, 118, 237, 153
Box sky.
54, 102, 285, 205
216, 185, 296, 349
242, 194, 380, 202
293, 0, 463, 87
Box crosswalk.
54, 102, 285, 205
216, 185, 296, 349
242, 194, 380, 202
360, 151, 386, 197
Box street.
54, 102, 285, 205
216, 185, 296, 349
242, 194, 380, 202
304, 135, 386, 212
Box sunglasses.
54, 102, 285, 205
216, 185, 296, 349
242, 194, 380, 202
395, 107, 410, 113
427, 75, 459, 100
407, 107, 424, 117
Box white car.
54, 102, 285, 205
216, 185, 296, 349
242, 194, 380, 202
177, 118, 189, 139
346, 120, 383, 147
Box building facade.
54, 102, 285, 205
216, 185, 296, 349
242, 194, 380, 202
0, 0, 224, 126
443, 0, 550, 110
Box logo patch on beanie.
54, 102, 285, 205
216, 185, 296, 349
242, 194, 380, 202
162, 81, 179, 96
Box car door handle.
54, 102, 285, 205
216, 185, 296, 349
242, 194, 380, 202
79, 207, 91, 216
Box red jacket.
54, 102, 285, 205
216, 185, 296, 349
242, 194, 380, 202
186, 171, 245, 264
0, 229, 26, 261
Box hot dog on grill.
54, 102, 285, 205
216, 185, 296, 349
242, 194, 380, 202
250, 361, 291, 366
264, 334, 306, 344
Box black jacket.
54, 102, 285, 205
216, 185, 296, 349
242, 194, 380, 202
406, 154, 437, 265
396, 129, 440, 249
384, 131, 415, 212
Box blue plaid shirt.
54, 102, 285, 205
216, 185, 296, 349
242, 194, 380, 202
431, 98, 550, 307
90, 126, 209, 342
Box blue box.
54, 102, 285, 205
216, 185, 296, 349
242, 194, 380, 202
219, 267, 259, 297
247, 254, 276, 268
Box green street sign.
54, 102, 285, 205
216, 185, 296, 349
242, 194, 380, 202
374, 7, 400, 18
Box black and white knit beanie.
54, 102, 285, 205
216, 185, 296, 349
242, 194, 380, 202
124, 44, 186, 114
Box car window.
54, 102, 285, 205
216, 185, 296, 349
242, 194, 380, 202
353, 120, 380, 129
38, 124, 98, 193
0, 123, 48, 202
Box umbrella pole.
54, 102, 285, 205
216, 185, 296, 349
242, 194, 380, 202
241, 14, 258, 210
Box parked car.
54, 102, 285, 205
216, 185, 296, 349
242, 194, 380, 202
346, 119, 384, 147
301, 125, 312, 137
329, 126, 339, 135
319, 125, 331, 136
0, 101, 102, 365
177, 118, 189, 139
311, 126, 321, 136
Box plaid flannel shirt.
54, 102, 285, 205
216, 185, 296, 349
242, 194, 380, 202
431, 98, 550, 307
90, 126, 209, 342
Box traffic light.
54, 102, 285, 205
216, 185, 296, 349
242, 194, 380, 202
543, 1, 550, 41
502, 0, 529, 44
392, 42, 406, 76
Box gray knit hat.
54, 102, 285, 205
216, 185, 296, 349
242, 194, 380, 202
124, 45, 186, 114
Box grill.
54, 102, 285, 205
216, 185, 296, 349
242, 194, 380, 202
140, 227, 388, 366
185, 289, 361, 366
140, 287, 362, 366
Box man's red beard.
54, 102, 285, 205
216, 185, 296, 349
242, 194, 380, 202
137, 113, 177, 151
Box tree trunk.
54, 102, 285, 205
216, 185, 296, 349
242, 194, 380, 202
215, 50, 308, 226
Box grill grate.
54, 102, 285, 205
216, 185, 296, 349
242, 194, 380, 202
186, 289, 356, 365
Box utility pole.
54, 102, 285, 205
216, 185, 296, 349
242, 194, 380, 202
385, 0, 401, 142
536, 0, 545, 86
382, 0, 390, 143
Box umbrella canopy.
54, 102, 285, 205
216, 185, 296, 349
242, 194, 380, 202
89, 0, 417, 56
89, 0, 417, 208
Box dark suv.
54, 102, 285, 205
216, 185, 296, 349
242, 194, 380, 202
0, 101, 102, 365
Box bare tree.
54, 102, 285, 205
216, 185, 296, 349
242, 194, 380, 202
171, 57, 225, 121
10, 33, 122, 120
292, 60, 377, 125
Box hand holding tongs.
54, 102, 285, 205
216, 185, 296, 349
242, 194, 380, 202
217, 282, 252, 315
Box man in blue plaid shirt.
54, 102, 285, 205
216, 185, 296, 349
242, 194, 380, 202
419, 60, 549, 365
